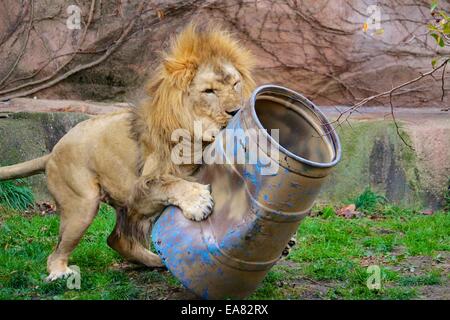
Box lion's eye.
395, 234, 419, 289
203, 88, 215, 94
233, 81, 241, 91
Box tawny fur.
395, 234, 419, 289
0, 24, 255, 281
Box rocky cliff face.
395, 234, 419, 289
0, 112, 89, 200
1, 0, 449, 107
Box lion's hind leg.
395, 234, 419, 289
46, 165, 100, 281
46, 196, 100, 281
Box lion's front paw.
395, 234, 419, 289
176, 183, 214, 221
45, 266, 75, 282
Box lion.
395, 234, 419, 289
0, 24, 255, 281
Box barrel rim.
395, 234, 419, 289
249, 84, 342, 168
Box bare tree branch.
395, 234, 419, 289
0, 1, 146, 102
0, 0, 96, 95
319, 58, 450, 149
332, 58, 450, 126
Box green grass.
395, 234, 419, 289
0, 200, 448, 300
0, 204, 183, 300
0, 179, 34, 211
250, 204, 449, 300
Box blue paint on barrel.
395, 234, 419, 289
153, 206, 218, 295
243, 168, 257, 186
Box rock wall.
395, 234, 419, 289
1, 1, 449, 107
0, 112, 89, 200
320, 121, 422, 208
0, 109, 448, 209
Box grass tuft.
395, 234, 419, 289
398, 271, 442, 286
321, 206, 336, 219
0, 179, 35, 210
354, 187, 386, 212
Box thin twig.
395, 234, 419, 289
389, 90, 414, 149
0, 0, 34, 86
441, 61, 447, 101
0, 48, 107, 89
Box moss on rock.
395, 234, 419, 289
318, 120, 424, 208
0, 112, 89, 201
0, 113, 444, 209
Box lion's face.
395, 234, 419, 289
144, 25, 255, 147
184, 61, 244, 128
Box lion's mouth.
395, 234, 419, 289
226, 109, 239, 117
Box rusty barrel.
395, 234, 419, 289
152, 84, 341, 299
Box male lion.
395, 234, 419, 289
0, 24, 255, 281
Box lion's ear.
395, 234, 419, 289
164, 57, 197, 90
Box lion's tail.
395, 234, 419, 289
0, 155, 50, 180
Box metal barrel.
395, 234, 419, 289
152, 85, 342, 299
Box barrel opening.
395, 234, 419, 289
254, 93, 337, 165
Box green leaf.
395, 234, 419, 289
443, 22, 450, 34
431, 1, 438, 12
432, 58, 438, 68
430, 33, 445, 47
431, 32, 440, 43
428, 25, 439, 32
